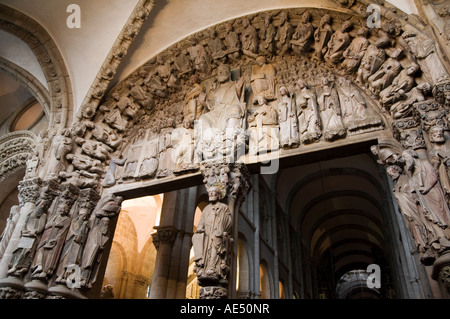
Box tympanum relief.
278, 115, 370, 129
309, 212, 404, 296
91, 8, 413, 190
2, 3, 450, 299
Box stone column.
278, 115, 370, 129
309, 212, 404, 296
192, 161, 251, 299
149, 226, 178, 299
0, 178, 41, 298
432, 251, 450, 298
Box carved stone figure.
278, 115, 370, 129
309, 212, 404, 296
104, 108, 128, 132
55, 191, 98, 285
81, 195, 122, 288
192, 187, 232, 287
81, 139, 112, 162
30, 198, 74, 281
248, 95, 279, 155
156, 131, 174, 178
368, 54, 403, 95
428, 126, 450, 196
172, 43, 192, 77
278, 86, 299, 148
0, 206, 20, 259
290, 12, 314, 56
102, 155, 126, 187
207, 28, 226, 63
240, 17, 259, 59
250, 56, 276, 104
66, 153, 103, 175
258, 12, 276, 58
275, 10, 293, 56
313, 14, 332, 61
112, 92, 139, 120
7, 199, 51, 277
171, 119, 197, 174
386, 165, 440, 264
80, 217, 110, 289
380, 64, 420, 106
198, 64, 245, 133
342, 27, 369, 74
183, 74, 206, 123
402, 29, 450, 85
223, 23, 241, 63
295, 80, 321, 144
390, 82, 432, 119
324, 20, 353, 65
187, 36, 211, 76
154, 53, 179, 90
356, 39, 388, 86
318, 77, 346, 141
402, 149, 450, 230
48, 129, 73, 177
337, 78, 382, 132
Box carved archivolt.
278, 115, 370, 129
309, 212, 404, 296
66, 6, 447, 191
0, 131, 37, 183
2, 2, 450, 299
0, 4, 74, 136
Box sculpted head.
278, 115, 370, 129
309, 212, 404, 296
429, 126, 445, 144
208, 186, 221, 202
217, 64, 231, 83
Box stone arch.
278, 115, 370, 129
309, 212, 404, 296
0, 4, 74, 134
236, 234, 251, 298
73, 3, 450, 198
259, 259, 273, 299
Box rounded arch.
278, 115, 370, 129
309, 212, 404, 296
237, 233, 252, 297
0, 3, 74, 133
259, 260, 273, 299
102, 241, 127, 297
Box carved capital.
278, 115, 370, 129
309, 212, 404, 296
415, 100, 447, 131
200, 161, 251, 204
152, 226, 178, 250
77, 188, 101, 211
393, 117, 426, 150
199, 286, 228, 299
433, 78, 450, 108
17, 177, 42, 206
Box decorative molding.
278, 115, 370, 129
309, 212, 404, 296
77, 0, 157, 122
0, 4, 74, 135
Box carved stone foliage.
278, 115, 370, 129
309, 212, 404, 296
0, 131, 38, 183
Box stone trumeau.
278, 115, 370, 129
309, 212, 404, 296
1, 0, 450, 299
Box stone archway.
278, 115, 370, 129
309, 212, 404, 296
2, 1, 450, 299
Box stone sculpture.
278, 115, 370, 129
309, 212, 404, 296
290, 12, 314, 56
192, 186, 232, 287
278, 86, 299, 148
324, 20, 353, 65
248, 95, 279, 155
296, 80, 321, 144
318, 77, 346, 141
250, 56, 276, 104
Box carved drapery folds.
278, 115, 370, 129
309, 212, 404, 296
97, 8, 405, 191
2, 3, 450, 298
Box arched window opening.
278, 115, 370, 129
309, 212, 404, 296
102, 194, 163, 299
